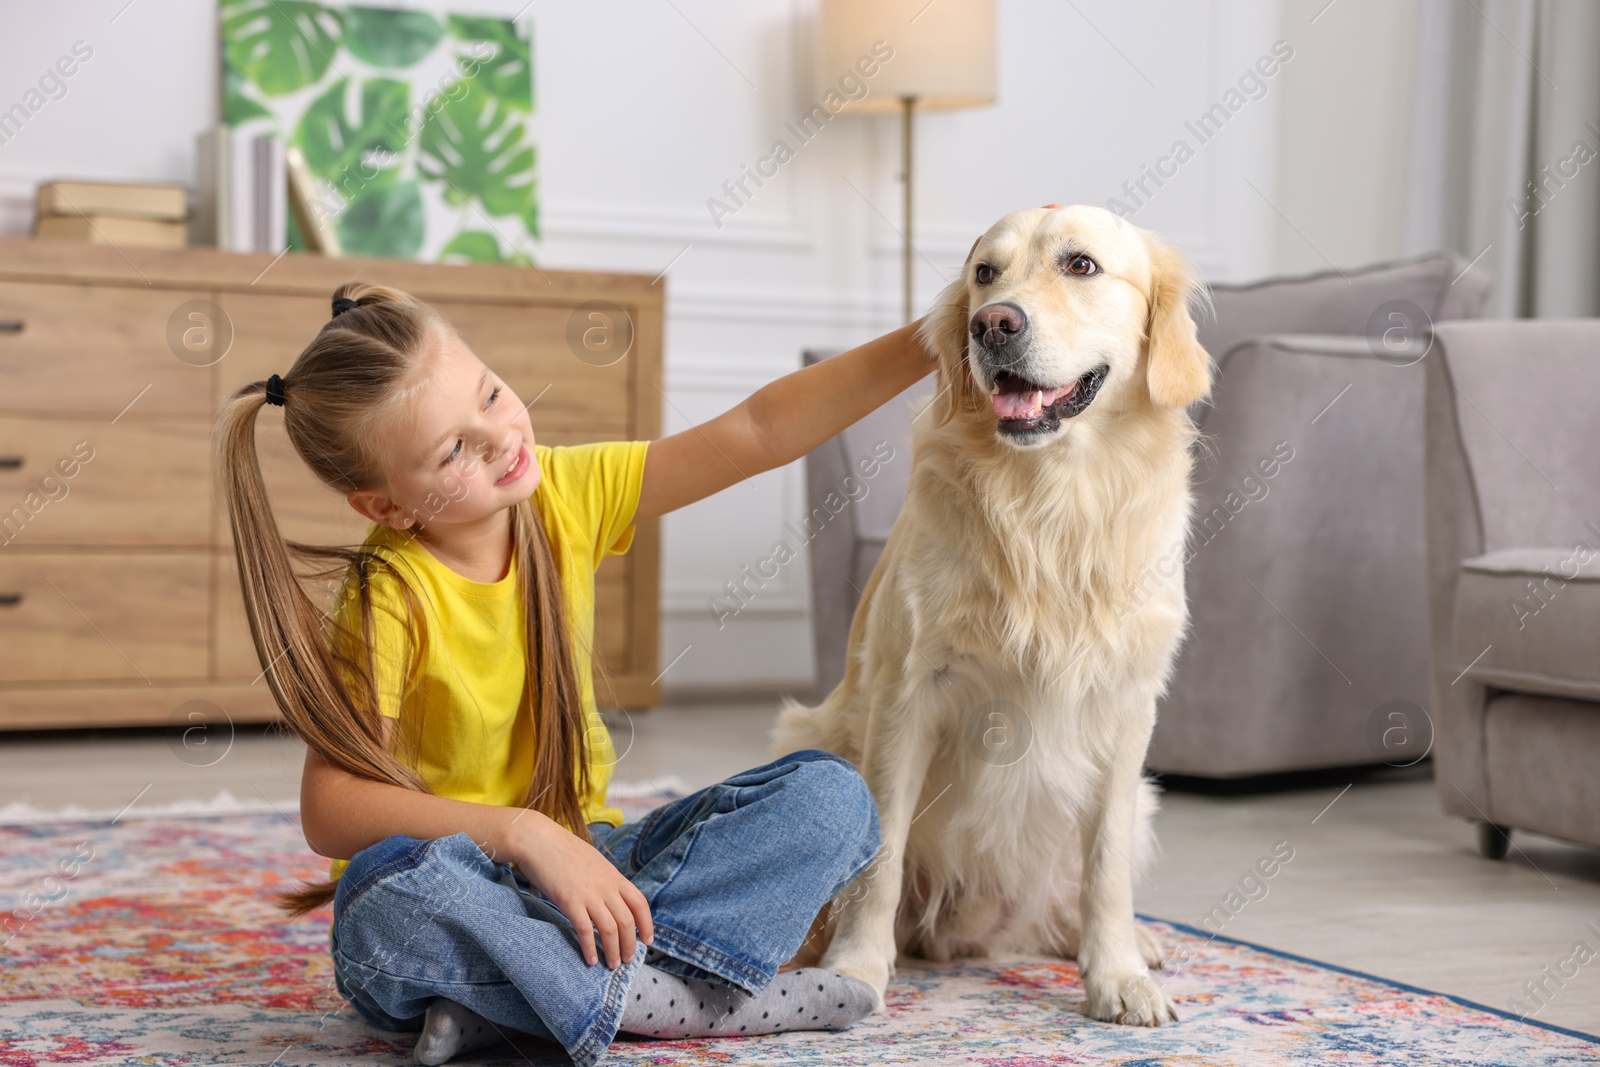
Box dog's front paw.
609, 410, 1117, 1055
1135, 923, 1166, 970
1082, 967, 1178, 1026
818, 945, 892, 1014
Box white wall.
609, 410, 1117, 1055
3, 0, 1427, 696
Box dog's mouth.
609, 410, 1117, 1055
989, 364, 1109, 434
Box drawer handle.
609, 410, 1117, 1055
0, 457, 21, 469
0, 593, 21, 606
0, 320, 21, 334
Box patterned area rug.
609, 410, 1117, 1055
2, 789, 1596, 1066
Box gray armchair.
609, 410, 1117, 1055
1425, 320, 1600, 856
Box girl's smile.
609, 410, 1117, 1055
495, 444, 532, 486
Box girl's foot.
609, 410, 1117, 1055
414, 998, 503, 1064
619, 963, 876, 1039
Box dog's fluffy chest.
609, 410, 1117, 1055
893, 449, 1193, 700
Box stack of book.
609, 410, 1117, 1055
34, 181, 189, 249
193, 124, 288, 253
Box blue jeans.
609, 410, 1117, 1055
329, 749, 880, 1067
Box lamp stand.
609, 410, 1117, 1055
899, 94, 916, 325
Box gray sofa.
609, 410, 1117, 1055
1425, 320, 1600, 857
804, 253, 1494, 782
1147, 252, 1493, 776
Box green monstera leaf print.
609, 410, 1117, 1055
344, 6, 444, 68
337, 180, 424, 259
220, 2, 540, 265
223, 63, 271, 124
419, 83, 535, 220
447, 16, 532, 111
295, 77, 410, 189
439, 231, 504, 264
221, 0, 344, 97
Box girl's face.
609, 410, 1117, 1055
350, 323, 541, 533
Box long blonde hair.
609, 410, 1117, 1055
214, 281, 593, 919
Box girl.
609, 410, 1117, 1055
215, 282, 935, 1066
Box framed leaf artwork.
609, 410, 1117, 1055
220, 0, 538, 265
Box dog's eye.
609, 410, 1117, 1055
974, 263, 995, 284
1063, 254, 1098, 276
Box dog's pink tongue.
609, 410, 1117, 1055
993, 390, 1040, 419
992, 382, 1075, 420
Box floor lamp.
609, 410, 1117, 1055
820, 0, 997, 324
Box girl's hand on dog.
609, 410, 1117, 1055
501, 811, 654, 969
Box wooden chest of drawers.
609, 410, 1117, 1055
0, 237, 662, 729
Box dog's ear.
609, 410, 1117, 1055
918, 274, 978, 429
1141, 233, 1213, 409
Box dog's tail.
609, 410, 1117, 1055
770, 689, 857, 762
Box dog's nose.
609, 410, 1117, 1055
970, 302, 1028, 347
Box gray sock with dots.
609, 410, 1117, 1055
414, 997, 503, 1064
619, 962, 876, 1039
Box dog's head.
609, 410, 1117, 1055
919, 205, 1212, 446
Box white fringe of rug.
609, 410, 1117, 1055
0, 789, 293, 826
0, 778, 693, 826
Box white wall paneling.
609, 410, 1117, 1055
1, 0, 1325, 695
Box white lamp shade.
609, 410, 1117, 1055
818, 0, 996, 113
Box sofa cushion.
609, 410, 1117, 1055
1452, 547, 1600, 701
1201, 251, 1490, 365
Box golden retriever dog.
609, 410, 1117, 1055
770, 204, 1211, 1026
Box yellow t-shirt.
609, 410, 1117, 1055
323, 439, 651, 884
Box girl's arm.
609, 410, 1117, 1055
633, 317, 934, 523
300, 733, 533, 865
302, 724, 652, 970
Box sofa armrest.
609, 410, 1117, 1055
800, 350, 931, 697
1195, 333, 1394, 432
1452, 548, 1600, 702
1196, 250, 1494, 375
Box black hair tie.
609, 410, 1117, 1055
264, 373, 286, 407
331, 296, 358, 317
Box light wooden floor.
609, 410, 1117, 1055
3, 699, 1597, 1035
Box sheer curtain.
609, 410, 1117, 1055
1405, 0, 1600, 318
